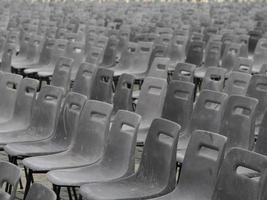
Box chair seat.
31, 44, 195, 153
80, 177, 165, 200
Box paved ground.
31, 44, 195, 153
0, 147, 144, 200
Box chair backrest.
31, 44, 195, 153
0, 162, 21, 200
259, 63, 267, 75
162, 80, 194, 132
177, 130, 227, 200
185, 40, 204, 66
147, 57, 169, 80
30, 85, 64, 136
91, 68, 114, 103
167, 35, 187, 62
136, 118, 180, 194
189, 90, 228, 134
72, 62, 97, 98
202, 67, 226, 91
223, 72, 251, 96
113, 73, 135, 113
85, 46, 104, 66
220, 95, 258, 152
49, 39, 68, 66
233, 57, 253, 74
37, 37, 54, 65
221, 42, 241, 72
212, 148, 267, 200
101, 35, 118, 67
204, 41, 222, 67
136, 77, 167, 125
1, 43, 15, 72
25, 183, 56, 200
17, 32, 31, 57
101, 110, 141, 176
118, 42, 137, 70
51, 56, 73, 94
25, 34, 45, 63
247, 74, 267, 122
70, 100, 113, 159
172, 62, 196, 82
0, 72, 22, 120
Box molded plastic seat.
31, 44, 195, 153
1, 43, 15, 72
80, 118, 180, 200
72, 63, 97, 98
47, 110, 141, 187
211, 148, 267, 200
221, 42, 241, 73
22, 100, 113, 172
0, 162, 21, 200
135, 77, 167, 144
223, 72, 251, 96
220, 95, 258, 153
85, 46, 104, 66
25, 183, 56, 200
4, 92, 87, 157
0, 85, 63, 146
177, 90, 228, 163
153, 130, 227, 200
113, 73, 135, 113
185, 40, 204, 67
162, 80, 194, 134
233, 57, 253, 74
253, 38, 267, 73
255, 107, 267, 156
0, 73, 22, 123
91, 68, 114, 103
147, 57, 169, 80
172, 63, 196, 82
100, 35, 118, 68
201, 67, 226, 91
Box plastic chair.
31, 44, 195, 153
177, 90, 228, 163
162, 80, 194, 134
100, 35, 118, 68
220, 95, 258, 153
233, 57, 253, 74
201, 67, 226, 92
25, 183, 56, 200
147, 57, 169, 80
0, 72, 22, 123
237, 34, 249, 58
223, 72, 251, 96
221, 42, 241, 73
212, 148, 267, 200
4, 92, 87, 158
0, 162, 21, 200
79, 118, 180, 200
153, 130, 227, 200
113, 73, 135, 113
0, 43, 15, 72
12, 32, 31, 65
85, 46, 104, 66
204, 41, 222, 67
253, 38, 267, 73
248, 29, 262, 54
172, 62, 196, 82
72, 62, 97, 98
91, 68, 114, 104
22, 100, 113, 197
185, 40, 204, 67
47, 110, 141, 199
135, 77, 167, 144
0, 85, 63, 146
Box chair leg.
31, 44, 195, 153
72, 187, 78, 200
79, 194, 83, 200
67, 187, 73, 200
23, 169, 33, 200
53, 184, 61, 200
177, 162, 182, 184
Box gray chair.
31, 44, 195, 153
135, 77, 167, 144
221, 42, 241, 73
25, 183, 56, 200
255, 108, 267, 156
201, 67, 226, 91
177, 90, 228, 163
233, 57, 253, 74
0, 43, 15, 72
220, 95, 258, 153
79, 118, 180, 200
172, 63, 196, 82
47, 110, 141, 198
147, 57, 169, 80
72, 62, 97, 98
185, 40, 204, 67
0, 85, 64, 146
0, 162, 21, 200
212, 148, 267, 200
223, 72, 251, 96
153, 130, 227, 200
22, 100, 113, 197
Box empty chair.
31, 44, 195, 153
185, 40, 204, 66
0, 43, 15, 72
47, 110, 141, 196
4, 92, 87, 160
91, 68, 114, 103
135, 77, 167, 144
0, 72, 22, 123
204, 41, 222, 67
22, 100, 113, 196
237, 34, 249, 58
0, 85, 63, 146
72, 63, 97, 98
113, 73, 135, 113
80, 118, 180, 200
253, 38, 267, 73
25, 183, 56, 200
248, 29, 262, 54
177, 90, 228, 163
100, 35, 119, 68
212, 148, 267, 200
223, 72, 251, 96
233, 57, 253, 74
201, 67, 226, 91
220, 95, 258, 152
0, 162, 21, 200
153, 130, 227, 200
162, 80, 194, 134
258, 63, 267, 75
221, 42, 241, 73
147, 57, 169, 80
172, 63, 196, 82
85, 46, 104, 66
